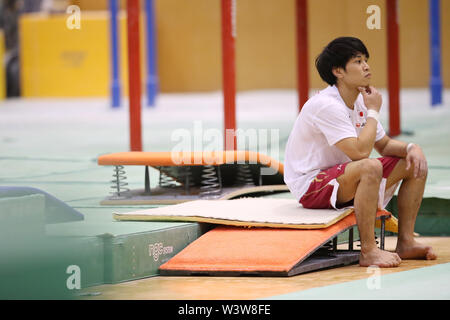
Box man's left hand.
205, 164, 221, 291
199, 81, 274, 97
406, 145, 428, 179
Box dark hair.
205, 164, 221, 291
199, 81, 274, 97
315, 37, 370, 85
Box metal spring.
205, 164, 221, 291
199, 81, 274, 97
200, 165, 222, 199
236, 163, 255, 186
110, 165, 130, 198
158, 166, 181, 188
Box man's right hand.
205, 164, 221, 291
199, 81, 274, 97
358, 86, 382, 112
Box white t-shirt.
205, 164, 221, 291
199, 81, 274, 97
284, 85, 386, 202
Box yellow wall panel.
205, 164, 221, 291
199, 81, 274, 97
0, 31, 6, 100
71, 0, 128, 11
154, 0, 221, 92
236, 0, 296, 90
307, 0, 387, 89
20, 12, 110, 97
20, 11, 147, 97
20, 1, 450, 97
399, 0, 429, 88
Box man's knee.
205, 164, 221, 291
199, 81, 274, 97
395, 158, 428, 180
359, 158, 383, 182
336, 159, 382, 205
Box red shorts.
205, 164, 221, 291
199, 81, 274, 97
299, 156, 401, 209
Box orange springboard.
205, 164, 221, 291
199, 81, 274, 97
159, 210, 391, 275
97, 150, 284, 174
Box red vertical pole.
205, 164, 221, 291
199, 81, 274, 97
296, 0, 309, 112
127, 0, 143, 151
221, 0, 237, 150
386, 0, 400, 137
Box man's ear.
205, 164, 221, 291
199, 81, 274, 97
332, 67, 344, 80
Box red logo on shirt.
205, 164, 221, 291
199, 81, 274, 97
359, 111, 364, 117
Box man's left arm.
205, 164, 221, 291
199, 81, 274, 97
374, 135, 428, 178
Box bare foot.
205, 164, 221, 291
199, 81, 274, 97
396, 239, 437, 260
359, 247, 401, 267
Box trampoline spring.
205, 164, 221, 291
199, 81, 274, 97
200, 165, 222, 199
158, 166, 181, 188
110, 165, 130, 197
236, 163, 255, 186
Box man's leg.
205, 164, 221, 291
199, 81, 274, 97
336, 158, 402, 267
384, 159, 437, 260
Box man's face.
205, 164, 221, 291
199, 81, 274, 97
335, 53, 371, 88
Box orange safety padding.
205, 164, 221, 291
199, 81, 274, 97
97, 151, 284, 174
160, 210, 391, 273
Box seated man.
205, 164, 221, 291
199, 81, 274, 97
284, 37, 436, 267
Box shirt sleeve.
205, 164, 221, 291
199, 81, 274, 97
313, 104, 357, 146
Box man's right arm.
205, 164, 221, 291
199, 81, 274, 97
334, 86, 382, 161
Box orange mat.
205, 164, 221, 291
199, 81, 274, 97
159, 210, 391, 276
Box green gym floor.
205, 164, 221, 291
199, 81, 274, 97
1, 88, 449, 300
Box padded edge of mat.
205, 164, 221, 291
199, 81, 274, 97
97, 151, 284, 174
112, 208, 355, 229
100, 185, 290, 206
218, 185, 290, 200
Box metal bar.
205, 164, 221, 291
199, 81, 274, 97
127, 0, 143, 151
258, 168, 263, 186
185, 167, 190, 195
295, 0, 309, 112
349, 227, 353, 251
221, 0, 237, 150
429, 0, 443, 106
109, 0, 121, 108
386, 0, 401, 136
145, 166, 151, 194
145, 0, 159, 107
380, 216, 386, 250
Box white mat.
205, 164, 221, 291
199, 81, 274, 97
113, 198, 354, 229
